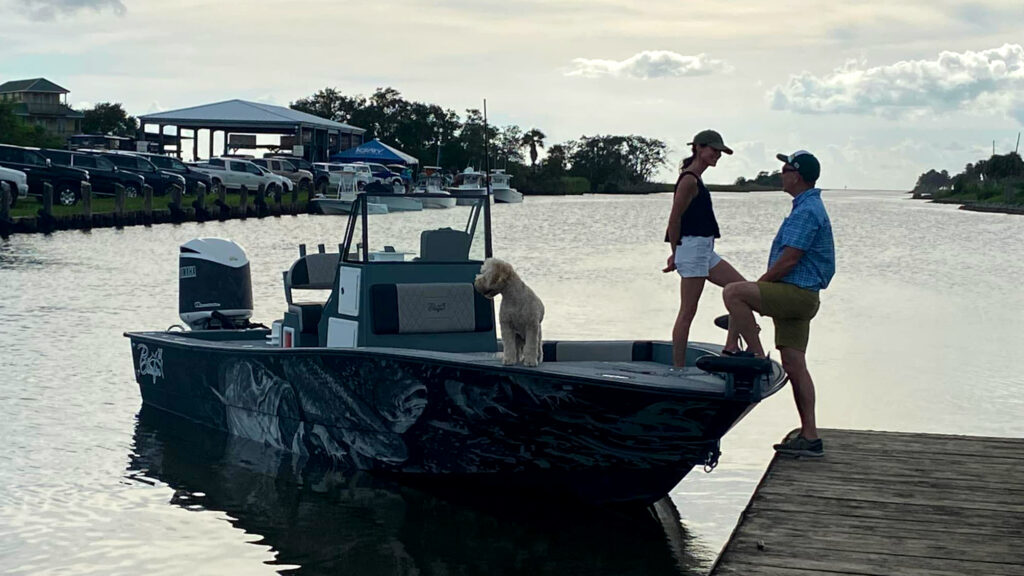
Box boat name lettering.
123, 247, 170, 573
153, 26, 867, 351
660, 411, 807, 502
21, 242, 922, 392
179, 266, 196, 279
135, 343, 164, 384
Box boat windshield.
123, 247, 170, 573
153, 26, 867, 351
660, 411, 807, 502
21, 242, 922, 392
341, 195, 491, 264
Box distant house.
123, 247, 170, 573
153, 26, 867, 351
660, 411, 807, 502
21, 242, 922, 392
0, 78, 84, 142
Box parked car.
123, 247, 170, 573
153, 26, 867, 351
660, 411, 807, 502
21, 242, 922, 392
314, 162, 373, 191
37, 149, 146, 199
252, 165, 292, 195
87, 151, 185, 196
251, 158, 312, 192
129, 152, 213, 196
189, 157, 276, 193
0, 144, 89, 206
264, 154, 330, 192
0, 165, 28, 207
359, 162, 404, 186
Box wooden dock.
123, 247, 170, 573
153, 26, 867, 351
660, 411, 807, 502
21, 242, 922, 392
711, 429, 1024, 576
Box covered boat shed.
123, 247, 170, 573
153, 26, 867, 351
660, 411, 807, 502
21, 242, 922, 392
138, 99, 365, 162
331, 138, 419, 166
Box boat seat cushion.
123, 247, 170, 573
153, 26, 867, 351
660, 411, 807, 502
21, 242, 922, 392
288, 253, 340, 290
371, 283, 493, 334
288, 302, 324, 333
419, 228, 470, 262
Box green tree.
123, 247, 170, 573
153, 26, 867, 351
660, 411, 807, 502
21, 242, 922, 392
0, 101, 63, 147
519, 128, 546, 169
82, 102, 138, 136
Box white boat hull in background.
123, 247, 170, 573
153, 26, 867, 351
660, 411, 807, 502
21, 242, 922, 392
493, 188, 523, 204
367, 194, 423, 212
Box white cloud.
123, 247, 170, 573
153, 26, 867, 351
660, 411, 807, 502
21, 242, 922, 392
15, 0, 126, 20
566, 50, 732, 79
768, 44, 1024, 123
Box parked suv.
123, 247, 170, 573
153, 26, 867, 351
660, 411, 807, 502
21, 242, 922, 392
360, 162, 404, 186
190, 157, 276, 193
0, 144, 89, 206
93, 152, 186, 196
130, 152, 213, 196
38, 149, 146, 199
251, 158, 312, 192
264, 154, 330, 192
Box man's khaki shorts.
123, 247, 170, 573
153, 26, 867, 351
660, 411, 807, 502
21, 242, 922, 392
757, 281, 820, 352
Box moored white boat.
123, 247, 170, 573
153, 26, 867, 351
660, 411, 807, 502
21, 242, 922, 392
448, 168, 489, 206
490, 170, 523, 204
412, 173, 456, 209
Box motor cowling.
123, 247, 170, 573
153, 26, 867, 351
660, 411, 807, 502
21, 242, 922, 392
179, 238, 253, 330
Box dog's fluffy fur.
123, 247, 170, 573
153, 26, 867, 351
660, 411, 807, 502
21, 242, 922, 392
474, 258, 544, 367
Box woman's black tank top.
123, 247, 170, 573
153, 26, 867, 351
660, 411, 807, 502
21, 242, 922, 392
677, 171, 720, 239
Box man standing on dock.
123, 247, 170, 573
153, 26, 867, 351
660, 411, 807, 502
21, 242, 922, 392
722, 150, 835, 457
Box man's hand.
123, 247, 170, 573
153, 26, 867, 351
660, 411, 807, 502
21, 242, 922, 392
663, 254, 676, 273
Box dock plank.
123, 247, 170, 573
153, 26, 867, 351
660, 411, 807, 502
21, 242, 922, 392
710, 429, 1024, 576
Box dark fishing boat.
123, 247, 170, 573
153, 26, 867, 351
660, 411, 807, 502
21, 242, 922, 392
126, 194, 786, 505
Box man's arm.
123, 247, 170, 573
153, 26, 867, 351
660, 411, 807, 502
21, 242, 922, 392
759, 246, 804, 282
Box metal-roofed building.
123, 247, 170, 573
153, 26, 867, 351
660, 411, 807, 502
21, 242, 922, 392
138, 99, 365, 162
0, 78, 84, 142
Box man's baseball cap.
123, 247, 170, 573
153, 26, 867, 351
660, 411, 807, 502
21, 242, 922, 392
776, 150, 820, 183
688, 130, 733, 154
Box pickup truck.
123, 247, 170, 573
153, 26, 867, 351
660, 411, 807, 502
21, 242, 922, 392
189, 157, 276, 193
93, 152, 186, 196
0, 165, 28, 207
38, 149, 146, 199
251, 158, 312, 192
0, 144, 90, 206
132, 152, 214, 196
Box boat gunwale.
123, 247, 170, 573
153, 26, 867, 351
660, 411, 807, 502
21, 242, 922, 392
124, 330, 786, 402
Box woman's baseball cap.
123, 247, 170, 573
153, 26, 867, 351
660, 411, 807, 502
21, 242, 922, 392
776, 150, 821, 182
688, 130, 733, 154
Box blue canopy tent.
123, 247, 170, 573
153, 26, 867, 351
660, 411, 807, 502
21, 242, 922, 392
330, 138, 419, 166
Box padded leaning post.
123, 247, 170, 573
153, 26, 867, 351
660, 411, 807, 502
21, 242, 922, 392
283, 251, 341, 335
420, 228, 470, 262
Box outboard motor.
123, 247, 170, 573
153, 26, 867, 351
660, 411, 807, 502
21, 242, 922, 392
179, 238, 253, 330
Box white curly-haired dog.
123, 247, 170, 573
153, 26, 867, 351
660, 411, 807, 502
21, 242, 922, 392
474, 258, 544, 367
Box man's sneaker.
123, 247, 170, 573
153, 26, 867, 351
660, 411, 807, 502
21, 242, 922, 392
773, 435, 824, 457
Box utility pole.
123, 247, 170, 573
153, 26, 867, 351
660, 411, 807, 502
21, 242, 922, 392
1016, 132, 1020, 154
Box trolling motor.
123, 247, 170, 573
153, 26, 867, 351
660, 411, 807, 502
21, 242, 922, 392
178, 238, 254, 330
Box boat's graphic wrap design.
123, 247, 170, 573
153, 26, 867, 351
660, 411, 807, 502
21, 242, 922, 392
129, 338, 744, 503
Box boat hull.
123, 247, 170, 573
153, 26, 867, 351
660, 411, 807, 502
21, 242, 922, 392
493, 188, 523, 203
313, 198, 388, 215
367, 195, 423, 212
127, 333, 756, 505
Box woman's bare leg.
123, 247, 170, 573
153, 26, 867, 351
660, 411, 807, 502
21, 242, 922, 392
673, 277, 706, 367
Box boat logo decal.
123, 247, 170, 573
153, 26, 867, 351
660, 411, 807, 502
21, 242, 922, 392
179, 266, 196, 279
194, 301, 221, 309
427, 302, 447, 313
136, 343, 164, 384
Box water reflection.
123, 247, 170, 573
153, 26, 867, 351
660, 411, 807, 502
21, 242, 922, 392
127, 406, 711, 576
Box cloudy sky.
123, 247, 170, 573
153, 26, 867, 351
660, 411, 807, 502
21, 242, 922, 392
2, 0, 1023, 188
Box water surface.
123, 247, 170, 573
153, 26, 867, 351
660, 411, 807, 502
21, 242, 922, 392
1, 190, 1021, 574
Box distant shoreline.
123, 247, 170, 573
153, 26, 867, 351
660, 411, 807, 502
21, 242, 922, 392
927, 196, 1024, 215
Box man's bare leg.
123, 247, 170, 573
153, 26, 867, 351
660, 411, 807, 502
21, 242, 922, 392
722, 281, 766, 358
708, 260, 746, 352
781, 347, 818, 440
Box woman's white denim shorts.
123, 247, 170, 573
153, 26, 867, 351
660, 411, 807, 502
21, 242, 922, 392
675, 236, 722, 278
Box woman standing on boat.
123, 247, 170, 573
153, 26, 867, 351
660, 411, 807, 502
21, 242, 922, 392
663, 130, 747, 367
